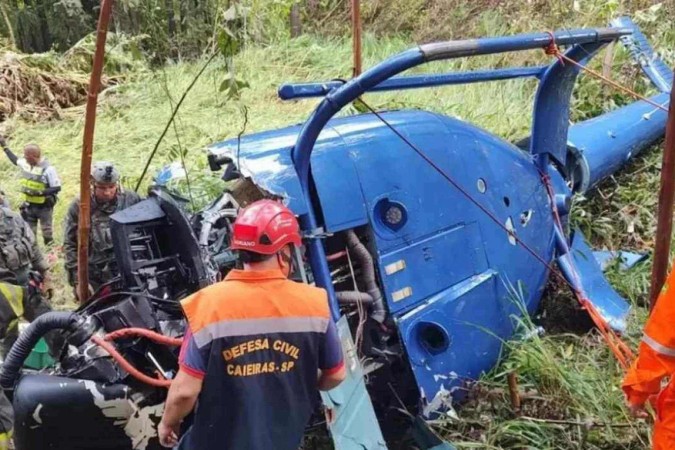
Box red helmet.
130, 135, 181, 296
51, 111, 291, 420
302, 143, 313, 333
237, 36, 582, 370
230, 199, 302, 255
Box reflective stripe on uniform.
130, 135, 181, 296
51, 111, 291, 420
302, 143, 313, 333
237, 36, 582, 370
193, 316, 329, 348
0, 283, 23, 318
643, 332, 675, 357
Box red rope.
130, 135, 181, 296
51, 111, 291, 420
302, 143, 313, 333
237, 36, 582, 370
544, 31, 565, 65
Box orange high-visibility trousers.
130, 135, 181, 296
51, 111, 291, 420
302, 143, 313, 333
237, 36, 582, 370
653, 380, 675, 450
623, 266, 675, 450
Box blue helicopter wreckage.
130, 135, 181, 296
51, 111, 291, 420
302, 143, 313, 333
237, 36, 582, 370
0, 16, 670, 450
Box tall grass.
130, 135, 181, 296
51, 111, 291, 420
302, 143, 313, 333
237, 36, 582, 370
436, 283, 650, 449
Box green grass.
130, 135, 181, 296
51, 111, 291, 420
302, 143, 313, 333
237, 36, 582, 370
0, 3, 672, 447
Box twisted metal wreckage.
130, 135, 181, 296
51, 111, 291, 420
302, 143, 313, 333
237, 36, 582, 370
0, 17, 671, 450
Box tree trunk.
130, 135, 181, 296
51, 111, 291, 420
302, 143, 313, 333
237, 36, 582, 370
174, 0, 182, 35
166, 0, 175, 38
35, 0, 52, 52
0, 3, 16, 49
290, 2, 302, 38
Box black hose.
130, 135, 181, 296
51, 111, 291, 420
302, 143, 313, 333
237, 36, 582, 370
0, 312, 78, 390
345, 230, 387, 322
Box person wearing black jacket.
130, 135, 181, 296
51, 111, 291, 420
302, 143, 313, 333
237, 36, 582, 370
0, 203, 58, 450
63, 161, 140, 300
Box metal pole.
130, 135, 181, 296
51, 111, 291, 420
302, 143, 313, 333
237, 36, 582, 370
351, 0, 362, 77
649, 70, 675, 311
78, 0, 114, 304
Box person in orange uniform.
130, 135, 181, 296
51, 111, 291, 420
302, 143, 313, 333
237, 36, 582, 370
158, 199, 347, 450
623, 267, 675, 449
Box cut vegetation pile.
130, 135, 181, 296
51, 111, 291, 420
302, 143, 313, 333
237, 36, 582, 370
0, 50, 94, 120
0, 33, 145, 121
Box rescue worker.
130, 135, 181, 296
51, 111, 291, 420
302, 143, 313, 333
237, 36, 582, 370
158, 199, 347, 449
0, 200, 54, 358
0, 137, 61, 245
623, 266, 675, 450
0, 190, 57, 450
0, 203, 60, 450
63, 161, 140, 300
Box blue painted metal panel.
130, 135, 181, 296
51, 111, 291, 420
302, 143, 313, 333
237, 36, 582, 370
612, 16, 673, 93
379, 223, 487, 315
310, 140, 369, 231
418, 28, 630, 61
331, 107, 557, 412
530, 41, 607, 168
337, 112, 478, 251
207, 125, 308, 215
278, 66, 546, 100
289, 27, 630, 322
396, 271, 506, 411
567, 92, 669, 192
558, 229, 631, 332
593, 250, 647, 271
207, 121, 369, 232
209, 104, 560, 415
335, 110, 555, 318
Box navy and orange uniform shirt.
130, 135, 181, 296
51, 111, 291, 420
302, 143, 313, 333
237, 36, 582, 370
178, 268, 344, 450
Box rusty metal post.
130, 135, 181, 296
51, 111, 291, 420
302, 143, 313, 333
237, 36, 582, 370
649, 72, 675, 311
507, 371, 521, 414
78, 0, 114, 303
351, 0, 362, 77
